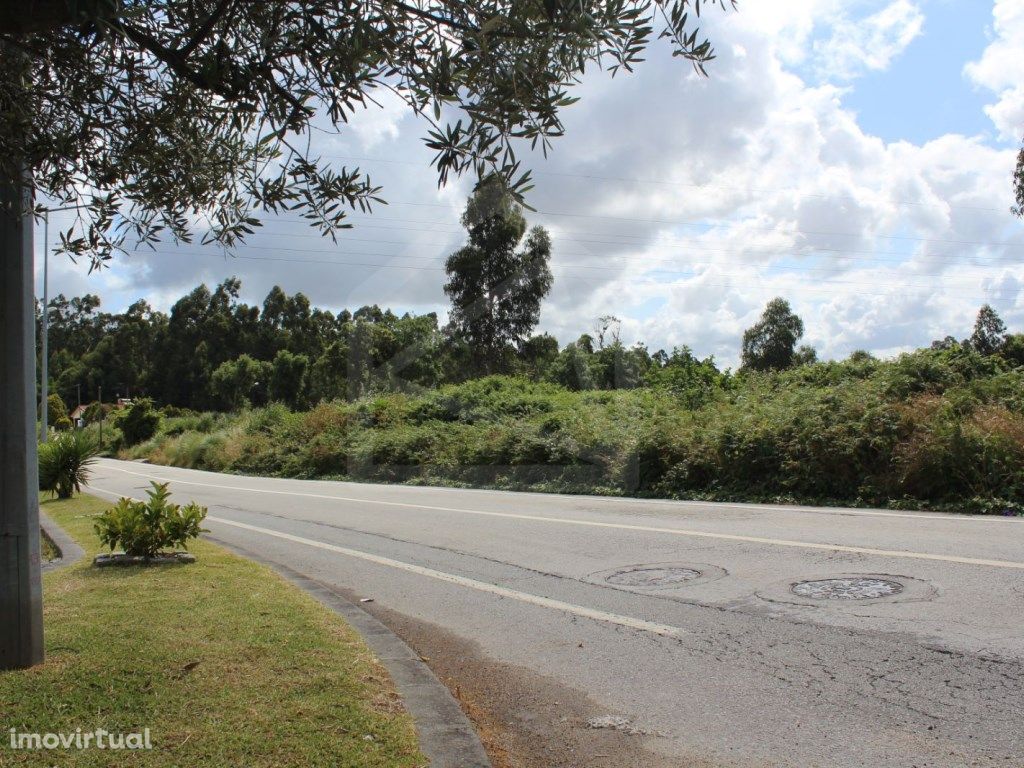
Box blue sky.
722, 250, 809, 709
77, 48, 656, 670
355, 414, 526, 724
839, 0, 997, 145
37, 0, 1024, 368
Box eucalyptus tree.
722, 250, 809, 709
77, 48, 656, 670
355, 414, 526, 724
444, 179, 553, 373
741, 297, 805, 372
970, 304, 1007, 356
0, 0, 731, 668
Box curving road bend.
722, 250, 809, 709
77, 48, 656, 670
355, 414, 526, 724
87, 458, 1024, 768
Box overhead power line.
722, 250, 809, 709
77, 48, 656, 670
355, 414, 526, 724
146, 249, 1018, 303
262, 207, 1024, 252
320, 153, 1011, 214
377, 201, 1024, 251
152, 235, 1021, 275
245, 219, 1023, 268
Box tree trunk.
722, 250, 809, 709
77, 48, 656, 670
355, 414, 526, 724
0, 163, 44, 669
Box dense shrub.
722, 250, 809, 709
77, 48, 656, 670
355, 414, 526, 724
161, 411, 225, 437
116, 398, 162, 445
82, 402, 106, 425
242, 402, 293, 433
894, 402, 1024, 502
94, 482, 207, 557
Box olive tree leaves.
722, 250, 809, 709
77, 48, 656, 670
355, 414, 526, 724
1, 1, 732, 268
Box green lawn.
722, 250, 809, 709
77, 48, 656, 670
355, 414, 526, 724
1, 494, 425, 767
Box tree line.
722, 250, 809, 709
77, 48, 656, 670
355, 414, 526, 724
37, 278, 725, 413
38, 184, 1021, 416
38, 284, 1019, 418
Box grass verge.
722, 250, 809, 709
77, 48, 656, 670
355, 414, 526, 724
1, 494, 425, 767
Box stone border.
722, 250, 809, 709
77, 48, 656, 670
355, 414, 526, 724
39, 509, 85, 572
206, 534, 492, 768
94, 552, 196, 567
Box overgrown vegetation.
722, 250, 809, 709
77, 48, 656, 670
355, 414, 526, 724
41, 254, 1022, 515
1, 495, 424, 767
46, 393, 72, 432
123, 340, 1024, 514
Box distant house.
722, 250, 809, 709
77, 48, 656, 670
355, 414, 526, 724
69, 400, 125, 428
69, 405, 88, 429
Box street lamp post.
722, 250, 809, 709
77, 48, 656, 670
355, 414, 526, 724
40, 213, 48, 440
38, 204, 85, 442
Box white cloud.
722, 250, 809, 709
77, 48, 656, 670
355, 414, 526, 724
965, 0, 1024, 140
36, 1, 1024, 370
525, 4, 1022, 366
812, 0, 924, 81
737, 0, 924, 80
347, 89, 409, 150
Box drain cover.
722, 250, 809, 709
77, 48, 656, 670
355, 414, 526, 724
605, 566, 701, 588
792, 577, 904, 600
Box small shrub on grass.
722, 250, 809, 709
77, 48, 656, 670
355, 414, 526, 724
94, 481, 208, 558
38, 430, 98, 499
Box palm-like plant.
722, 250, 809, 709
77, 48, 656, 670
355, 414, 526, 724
38, 431, 98, 499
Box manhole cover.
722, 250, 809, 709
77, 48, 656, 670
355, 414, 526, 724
792, 577, 904, 600
605, 566, 701, 588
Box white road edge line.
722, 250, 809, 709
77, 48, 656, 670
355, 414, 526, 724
211, 516, 684, 638
86, 484, 682, 639
91, 466, 1024, 571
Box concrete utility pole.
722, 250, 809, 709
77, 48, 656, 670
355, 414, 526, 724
0, 167, 44, 669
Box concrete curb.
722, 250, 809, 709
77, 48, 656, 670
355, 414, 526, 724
39, 509, 86, 573
207, 534, 492, 768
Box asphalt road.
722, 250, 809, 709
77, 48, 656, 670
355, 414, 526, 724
87, 458, 1024, 768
